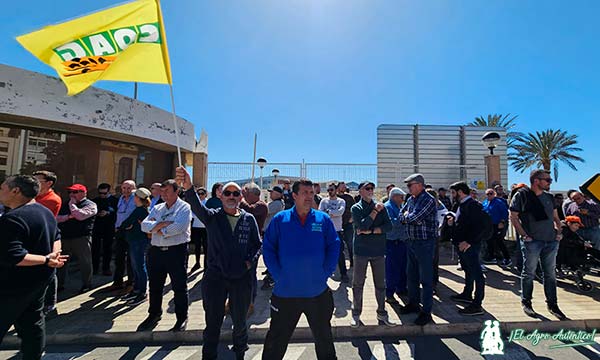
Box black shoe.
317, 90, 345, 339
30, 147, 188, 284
126, 294, 147, 306
458, 304, 484, 316
121, 291, 137, 301
79, 286, 91, 294
450, 293, 474, 304
170, 318, 188, 332
522, 300, 537, 318
482, 258, 497, 265
341, 274, 350, 283
138, 314, 161, 331
385, 296, 400, 305
414, 312, 433, 326
399, 303, 421, 315
548, 304, 567, 320
190, 263, 201, 273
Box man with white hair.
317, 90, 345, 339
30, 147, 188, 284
176, 167, 262, 360
384, 187, 409, 305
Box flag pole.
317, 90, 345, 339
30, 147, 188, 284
168, 84, 183, 167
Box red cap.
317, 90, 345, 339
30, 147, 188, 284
66, 184, 87, 192
565, 215, 584, 227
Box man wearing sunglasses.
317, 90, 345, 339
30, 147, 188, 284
510, 169, 565, 320
397, 173, 438, 326
91, 183, 118, 276
56, 183, 98, 293
319, 182, 348, 283
176, 167, 261, 360
350, 181, 395, 328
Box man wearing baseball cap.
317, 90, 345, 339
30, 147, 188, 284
56, 183, 98, 293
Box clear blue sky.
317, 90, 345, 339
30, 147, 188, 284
1, 0, 598, 190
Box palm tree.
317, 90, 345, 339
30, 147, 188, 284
469, 113, 522, 147
508, 129, 584, 181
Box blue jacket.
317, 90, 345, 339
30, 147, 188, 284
263, 206, 340, 298
482, 197, 509, 225
384, 200, 409, 241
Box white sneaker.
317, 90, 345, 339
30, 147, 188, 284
377, 314, 398, 327
350, 315, 361, 328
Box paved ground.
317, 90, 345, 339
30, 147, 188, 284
1, 335, 600, 359
31, 242, 600, 336
3, 241, 600, 354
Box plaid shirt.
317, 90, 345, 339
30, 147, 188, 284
400, 190, 438, 241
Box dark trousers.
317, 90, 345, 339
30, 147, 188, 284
458, 243, 485, 306
202, 271, 252, 360
57, 236, 93, 289
336, 231, 347, 276
486, 225, 510, 261
44, 274, 57, 308
342, 223, 354, 266
113, 230, 132, 285
92, 227, 114, 273
263, 289, 336, 360
406, 239, 435, 314
385, 240, 407, 297
147, 244, 189, 320
191, 227, 207, 268
433, 236, 441, 286
0, 281, 48, 360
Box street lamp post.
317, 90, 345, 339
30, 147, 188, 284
257, 157, 267, 190
481, 132, 501, 187
272, 168, 280, 187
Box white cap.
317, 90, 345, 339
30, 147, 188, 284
223, 182, 242, 191
389, 187, 406, 196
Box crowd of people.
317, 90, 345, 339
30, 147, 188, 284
1, 167, 600, 359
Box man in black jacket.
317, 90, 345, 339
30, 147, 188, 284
91, 183, 118, 276
447, 181, 487, 315
177, 167, 262, 360
0, 175, 68, 359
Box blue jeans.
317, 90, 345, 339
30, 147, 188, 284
578, 227, 600, 250
386, 240, 407, 297
128, 239, 150, 295
457, 242, 485, 306
520, 239, 559, 304
406, 238, 436, 314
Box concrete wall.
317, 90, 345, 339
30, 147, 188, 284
0, 63, 195, 152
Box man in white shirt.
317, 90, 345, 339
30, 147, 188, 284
319, 182, 348, 283
138, 179, 192, 332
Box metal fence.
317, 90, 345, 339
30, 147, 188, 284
207, 162, 487, 191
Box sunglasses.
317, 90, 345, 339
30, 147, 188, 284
68, 190, 82, 194
363, 186, 374, 191
223, 190, 241, 197
539, 177, 553, 183
486, 193, 494, 196
327, 188, 335, 192
197, 191, 206, 195
98, 191, 108, 195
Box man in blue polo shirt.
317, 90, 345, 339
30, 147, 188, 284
262, 178, 340, 360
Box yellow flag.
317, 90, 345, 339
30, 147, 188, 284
16, 0, 172, 95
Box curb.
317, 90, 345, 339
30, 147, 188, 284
2, 319, 599, 348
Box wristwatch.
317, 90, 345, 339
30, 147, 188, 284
44, 255, 51, 266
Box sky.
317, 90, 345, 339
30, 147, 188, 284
1, 0, 599, 190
